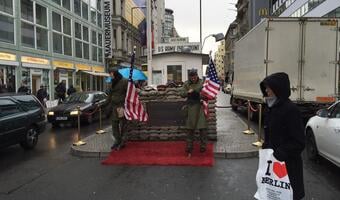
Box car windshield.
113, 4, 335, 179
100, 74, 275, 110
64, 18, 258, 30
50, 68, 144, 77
65, 93, 93, 103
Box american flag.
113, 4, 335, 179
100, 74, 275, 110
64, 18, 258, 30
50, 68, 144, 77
124, 50, 148, 122
200, 57, 220, 117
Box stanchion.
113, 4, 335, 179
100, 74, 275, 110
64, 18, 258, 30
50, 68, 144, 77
243, 100, 255, 135
73, 106, 86, 146
96, 106, 106, 134
252, 104, 263, 147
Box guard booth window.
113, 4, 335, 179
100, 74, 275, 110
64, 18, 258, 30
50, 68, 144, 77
167, 65, 182, 83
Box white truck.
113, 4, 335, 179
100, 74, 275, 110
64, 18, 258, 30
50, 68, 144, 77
231, 18, 340, 119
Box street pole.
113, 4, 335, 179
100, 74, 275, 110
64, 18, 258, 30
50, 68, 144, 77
147, 0, 153, 85
200, 0, 202, 51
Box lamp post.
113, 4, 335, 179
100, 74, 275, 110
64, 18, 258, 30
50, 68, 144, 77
201, 33, 225, 53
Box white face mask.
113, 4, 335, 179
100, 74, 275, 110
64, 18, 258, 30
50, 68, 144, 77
265, 96, 277, 108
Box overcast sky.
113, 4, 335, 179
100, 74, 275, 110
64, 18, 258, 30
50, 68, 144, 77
165, 0, 237, 56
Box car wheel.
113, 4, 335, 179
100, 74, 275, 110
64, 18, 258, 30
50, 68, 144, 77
306, 128, 318, 160
20, 127, 39, 150
87, 114, 93, 124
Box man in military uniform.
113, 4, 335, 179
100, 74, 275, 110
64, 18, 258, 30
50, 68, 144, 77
180, 69, 208, 155
107, 67, 128, 150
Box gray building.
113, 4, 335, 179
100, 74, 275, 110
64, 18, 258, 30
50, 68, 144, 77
162, 8, 178, 43
0, 0, 106, 99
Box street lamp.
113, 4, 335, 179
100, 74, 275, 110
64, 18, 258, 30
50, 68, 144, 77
201, 33, 225, 53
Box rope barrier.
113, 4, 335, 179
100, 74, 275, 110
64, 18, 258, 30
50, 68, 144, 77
248, 101, 259, 113
82, 106, 100, 116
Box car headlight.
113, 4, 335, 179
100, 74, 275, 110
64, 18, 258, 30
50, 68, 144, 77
70, 110, 80, 115
48, 111, 54, 116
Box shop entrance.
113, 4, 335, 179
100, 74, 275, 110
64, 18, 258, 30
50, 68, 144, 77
32, 75, 41, 95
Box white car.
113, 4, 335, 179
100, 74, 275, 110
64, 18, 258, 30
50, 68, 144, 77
305, 101, 340, 167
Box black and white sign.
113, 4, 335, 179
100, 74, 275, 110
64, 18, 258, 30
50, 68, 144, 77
155, 43, 201, 54
104, 0, 112, 58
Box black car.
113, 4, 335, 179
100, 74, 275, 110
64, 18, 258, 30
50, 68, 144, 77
0, 94, 46, 150
47, 91, 111, 127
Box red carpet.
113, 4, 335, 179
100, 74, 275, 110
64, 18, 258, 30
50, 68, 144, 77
101, 141, 214, 167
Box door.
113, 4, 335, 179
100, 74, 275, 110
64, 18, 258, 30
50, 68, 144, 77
32, 75, 41, 95
302, 19, 339, 102
267, 20, 301, 101
59, 76, 69, 90
323, 102, 340, 164
0, 98, 27, 147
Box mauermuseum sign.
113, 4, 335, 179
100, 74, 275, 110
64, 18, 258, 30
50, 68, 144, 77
104, 0, 112, 58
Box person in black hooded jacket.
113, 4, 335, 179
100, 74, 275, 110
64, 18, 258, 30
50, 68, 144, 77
260, 72, 305, 200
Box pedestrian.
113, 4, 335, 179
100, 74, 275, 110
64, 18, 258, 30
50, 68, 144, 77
260, 72, 305, 200
55, 81, 66, 102
17, 81, 30, 94
180, 69, 208, 155
67, 85, 76, 96
36, 85, 48, 106
107, 67, 128, 150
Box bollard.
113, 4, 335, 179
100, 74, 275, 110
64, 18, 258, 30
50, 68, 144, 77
73, 106, 86, 146
252, 104, 264, 147
96, 106, 106, 134
243, 100, 255, 135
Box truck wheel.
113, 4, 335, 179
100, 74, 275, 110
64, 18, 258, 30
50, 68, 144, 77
306, 129, 318, 160
20, 127, 39, 150
230, 96, 238, 111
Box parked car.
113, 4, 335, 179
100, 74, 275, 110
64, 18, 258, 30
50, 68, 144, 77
0, 93, 46, 150
305, 101, 340, 167
47, 91, 111, 127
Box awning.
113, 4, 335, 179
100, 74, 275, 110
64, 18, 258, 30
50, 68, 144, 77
82, 70, 109, 77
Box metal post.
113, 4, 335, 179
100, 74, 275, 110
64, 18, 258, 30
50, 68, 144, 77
200, 0, 202, 48
73, 106, 86, 146
96, 106, 106, 134
252, 104, 263, 147
243, 100, 254, 134
146, 0, 153, 85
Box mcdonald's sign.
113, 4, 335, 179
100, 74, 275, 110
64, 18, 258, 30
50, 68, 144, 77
259, 8, 268, 17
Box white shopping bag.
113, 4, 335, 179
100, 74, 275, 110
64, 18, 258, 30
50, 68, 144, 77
45, 100, 59, 109
254, 149, 293, 200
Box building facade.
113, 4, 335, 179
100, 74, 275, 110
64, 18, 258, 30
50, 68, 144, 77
272, 0, 340, 17
162, 8, 179, 43
224, 21, 238, 84
0, 0, 106, 99
214, 40, 225, 81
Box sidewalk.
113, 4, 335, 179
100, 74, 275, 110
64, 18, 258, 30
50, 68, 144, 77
71, 92, 259, 159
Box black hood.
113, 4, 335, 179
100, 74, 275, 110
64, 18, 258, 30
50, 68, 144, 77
260, 72, 291, 100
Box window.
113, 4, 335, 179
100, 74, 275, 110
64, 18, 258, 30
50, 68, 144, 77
167, 65, 182, 82
62, 0, 70, 10
91, 30, 97, 44
83, 43, 89, 59
74, 0, 81, 16
92, 46, 97, 62
0, 15, 14, 44
53, 12, 72, 55
83, 26, 89, 41
74, 22, 90, 60
0, 99, 20, 118
0, 0, 13, 15
52, 0, 61, 4
21, 0, 33, 22
82, 1, 88, 20
91, 30, 102, 62
52, 12, 61, 32
90, 0, 102, 27
53, 33, 62, 53
21, 1, 48, 50
21, 22, 34, 48
75, 40, 82, 58
330, 103, 340, 118
14, 95, 41, 111
75, 22, 82, 39
91, 8, 96, 24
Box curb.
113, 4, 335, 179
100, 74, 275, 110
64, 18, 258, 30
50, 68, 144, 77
70, 145, 259, 159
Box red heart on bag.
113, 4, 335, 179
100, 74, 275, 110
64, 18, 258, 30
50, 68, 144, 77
273, 162, 288, 178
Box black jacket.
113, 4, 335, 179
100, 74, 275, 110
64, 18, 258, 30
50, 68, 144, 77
260, 72, 305, 200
